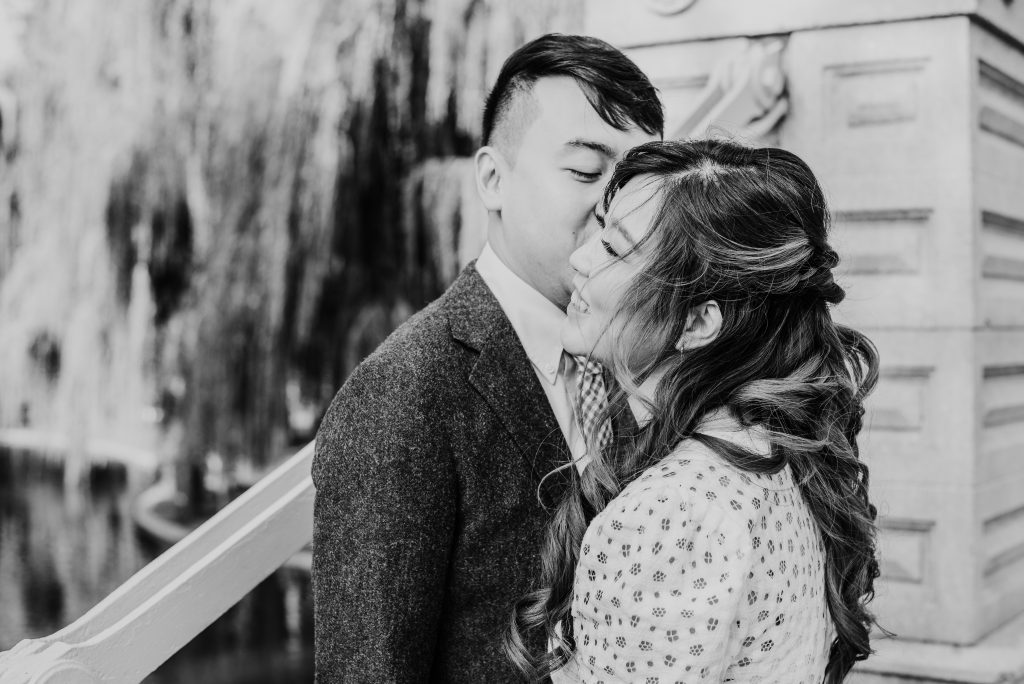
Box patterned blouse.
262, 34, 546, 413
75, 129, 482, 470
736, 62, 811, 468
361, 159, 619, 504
555, 417, 834, 683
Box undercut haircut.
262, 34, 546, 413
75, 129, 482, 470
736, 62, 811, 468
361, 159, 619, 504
482, 33, 664, 158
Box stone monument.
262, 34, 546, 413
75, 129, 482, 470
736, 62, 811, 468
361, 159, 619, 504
586, 1, 1024, 681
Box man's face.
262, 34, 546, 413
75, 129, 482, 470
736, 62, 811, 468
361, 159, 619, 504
495, 76, 658, 310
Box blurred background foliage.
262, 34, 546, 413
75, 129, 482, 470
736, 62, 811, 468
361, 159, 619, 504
0, 1, 583, 676
0, 0, 582, 496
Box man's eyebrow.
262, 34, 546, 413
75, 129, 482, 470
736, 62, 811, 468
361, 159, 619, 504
564, 138, 616, 158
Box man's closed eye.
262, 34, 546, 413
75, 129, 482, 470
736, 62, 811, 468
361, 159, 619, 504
569, 168, 602, 182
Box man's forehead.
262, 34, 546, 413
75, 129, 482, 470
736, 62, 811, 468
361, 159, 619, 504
529, 78, 654, 151
530, 76, 604, 123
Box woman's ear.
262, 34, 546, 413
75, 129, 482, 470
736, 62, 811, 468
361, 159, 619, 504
474, 146, 506, 212
675, 301, 722, 351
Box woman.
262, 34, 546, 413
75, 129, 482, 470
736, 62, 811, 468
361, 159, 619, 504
506, 139, 881, 683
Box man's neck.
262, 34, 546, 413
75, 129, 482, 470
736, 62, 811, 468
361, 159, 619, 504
487, 231, 562, 309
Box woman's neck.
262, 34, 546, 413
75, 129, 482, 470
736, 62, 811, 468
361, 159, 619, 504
623, 366, 740, 435
625, 367, 667, 427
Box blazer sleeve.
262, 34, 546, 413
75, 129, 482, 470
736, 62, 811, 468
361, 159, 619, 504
572, 486, 754, 683
312, 356, 457, 683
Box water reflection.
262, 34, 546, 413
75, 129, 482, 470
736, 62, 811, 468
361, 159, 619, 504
0, 447, 313, 683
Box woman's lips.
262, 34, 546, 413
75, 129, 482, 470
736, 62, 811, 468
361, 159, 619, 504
569, 289, 590, 314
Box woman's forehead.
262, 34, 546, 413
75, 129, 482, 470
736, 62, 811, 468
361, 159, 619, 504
608, 175, 665, 241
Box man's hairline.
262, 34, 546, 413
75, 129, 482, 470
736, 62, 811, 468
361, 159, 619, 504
488, 75, 645, 167
488, 81, 541, 167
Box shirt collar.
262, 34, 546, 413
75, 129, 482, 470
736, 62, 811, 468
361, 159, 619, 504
475, 243, 567, 385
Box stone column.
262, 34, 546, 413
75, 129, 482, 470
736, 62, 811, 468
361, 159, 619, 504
587, 1, 1024, 681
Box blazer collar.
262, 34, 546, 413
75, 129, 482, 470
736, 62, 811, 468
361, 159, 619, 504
445, 263, 570, 495
445, 262, 504, 352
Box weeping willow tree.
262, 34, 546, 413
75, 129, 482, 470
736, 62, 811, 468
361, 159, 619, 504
0, 0, 582, 498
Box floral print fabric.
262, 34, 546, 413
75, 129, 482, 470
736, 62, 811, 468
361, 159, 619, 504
562, 430, 834, 683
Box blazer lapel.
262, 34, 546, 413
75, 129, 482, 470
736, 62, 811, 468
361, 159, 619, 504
471, 337, 568, 478
446, 265, 570, 489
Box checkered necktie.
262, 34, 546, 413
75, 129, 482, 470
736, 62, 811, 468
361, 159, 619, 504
573, 356, 613, 451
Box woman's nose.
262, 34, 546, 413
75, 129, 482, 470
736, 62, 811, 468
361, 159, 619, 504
569, 235, 596, 277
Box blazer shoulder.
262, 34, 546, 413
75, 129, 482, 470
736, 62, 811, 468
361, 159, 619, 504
313, 304, 456, 486
351, 296, 463, 390
339, 263, 497, 394
316, 270, 488, 445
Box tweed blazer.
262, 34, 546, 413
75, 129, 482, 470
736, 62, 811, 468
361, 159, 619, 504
312, 263, 574, 683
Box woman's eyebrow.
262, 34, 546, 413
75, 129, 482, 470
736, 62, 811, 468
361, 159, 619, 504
606, 216, 636, 247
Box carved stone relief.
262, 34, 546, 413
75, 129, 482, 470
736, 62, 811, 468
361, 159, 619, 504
645, 0, 699, 16
671, 38, 788, 142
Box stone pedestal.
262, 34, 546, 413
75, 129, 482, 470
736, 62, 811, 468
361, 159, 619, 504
587, 1, 1024, 680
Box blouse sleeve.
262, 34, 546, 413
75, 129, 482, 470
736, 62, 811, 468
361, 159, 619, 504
572, 486, 754, 683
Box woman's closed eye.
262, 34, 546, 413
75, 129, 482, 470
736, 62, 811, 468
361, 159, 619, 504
592, 214, 619, 257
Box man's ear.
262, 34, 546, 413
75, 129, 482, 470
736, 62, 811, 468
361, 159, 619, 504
474, 146, 507, 212
675, 301, 723, 351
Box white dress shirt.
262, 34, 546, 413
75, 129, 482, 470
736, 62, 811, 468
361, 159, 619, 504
475, 243, 587, 470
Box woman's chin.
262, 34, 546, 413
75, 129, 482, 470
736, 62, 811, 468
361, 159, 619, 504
561, 336, 609, 367
559, 327, 589, 359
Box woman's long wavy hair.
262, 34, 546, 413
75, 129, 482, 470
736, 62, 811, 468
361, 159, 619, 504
505, 139, 882, 683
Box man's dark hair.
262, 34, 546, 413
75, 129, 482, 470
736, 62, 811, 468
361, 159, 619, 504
481, 33, 664, 148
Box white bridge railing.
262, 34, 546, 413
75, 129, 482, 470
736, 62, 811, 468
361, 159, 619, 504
0, 38, 786, 684
0, 442, 314, 683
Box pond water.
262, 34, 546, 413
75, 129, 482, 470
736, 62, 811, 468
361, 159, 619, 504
0, 447, 313, 683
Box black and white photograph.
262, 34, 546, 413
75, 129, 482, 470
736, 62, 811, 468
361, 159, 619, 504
1, 1, 1023, 682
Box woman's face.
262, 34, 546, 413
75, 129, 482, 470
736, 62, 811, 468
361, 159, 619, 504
562, 175, 665, 367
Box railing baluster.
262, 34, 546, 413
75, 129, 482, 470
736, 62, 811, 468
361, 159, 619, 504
0, 442, 315, 683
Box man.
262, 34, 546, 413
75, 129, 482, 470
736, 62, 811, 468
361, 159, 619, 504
312, 33, 663, 682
